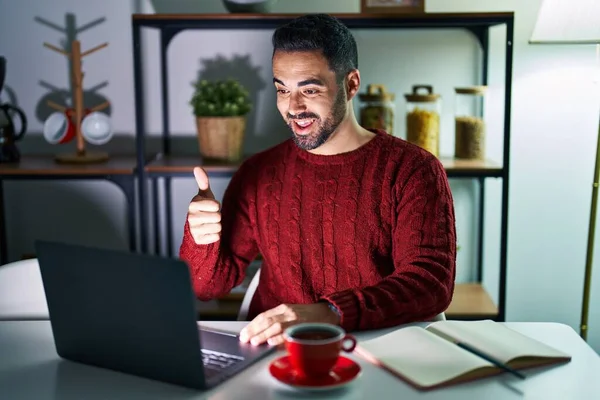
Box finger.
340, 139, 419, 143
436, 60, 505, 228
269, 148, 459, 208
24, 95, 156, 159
189, 199, 220, 213
193, 167, 210, 191
193, 233, 220, 245
239, 315, 268, 343
188, 211, 221, 224
193, 167, 215, 200
189, 222, 222, 236
267, 334, 285, 347
249, 321, 287, 346
188, 212, 221, 226
239, 319, 263, 343
188, 210, 221, 223
240, 308, 288, 343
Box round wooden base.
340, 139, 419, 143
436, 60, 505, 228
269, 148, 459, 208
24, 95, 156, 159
55, 152, 109, 164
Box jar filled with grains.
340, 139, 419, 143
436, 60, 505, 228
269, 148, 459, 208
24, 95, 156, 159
404, 85, 441, 157
454, 86, 486, 159
358, 84, 395, 135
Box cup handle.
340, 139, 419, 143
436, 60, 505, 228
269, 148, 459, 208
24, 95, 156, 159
341, 334, 357, 352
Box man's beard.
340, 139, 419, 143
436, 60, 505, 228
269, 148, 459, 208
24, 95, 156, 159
287, 88, 347, 151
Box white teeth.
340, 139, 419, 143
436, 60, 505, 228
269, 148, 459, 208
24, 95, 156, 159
295, 119, 314, 127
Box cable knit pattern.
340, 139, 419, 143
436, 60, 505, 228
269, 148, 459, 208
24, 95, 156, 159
179, 129, 456, 331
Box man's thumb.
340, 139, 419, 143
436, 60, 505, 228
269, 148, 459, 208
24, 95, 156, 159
193, 166, 210, 191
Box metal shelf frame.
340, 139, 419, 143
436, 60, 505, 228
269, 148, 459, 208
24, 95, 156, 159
0, 170, 138, 264
131, 12, 514, 321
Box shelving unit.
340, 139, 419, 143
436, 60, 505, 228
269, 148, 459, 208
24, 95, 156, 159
0, 156, 139, 264
131, 12, 514, 321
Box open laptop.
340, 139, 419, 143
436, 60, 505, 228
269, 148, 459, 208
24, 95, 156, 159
34, 240, 275, 390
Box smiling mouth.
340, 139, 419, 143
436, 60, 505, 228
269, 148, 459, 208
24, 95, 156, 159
293, 119, 316, 131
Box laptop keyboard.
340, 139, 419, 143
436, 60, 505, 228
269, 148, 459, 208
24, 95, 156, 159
201, 349, 244, 371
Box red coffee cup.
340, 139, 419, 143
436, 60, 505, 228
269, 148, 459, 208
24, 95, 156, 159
283, 323, 356, 379
43, 111, 76, 144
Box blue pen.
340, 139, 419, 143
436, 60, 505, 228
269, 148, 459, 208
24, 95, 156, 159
456, 341, 526, 380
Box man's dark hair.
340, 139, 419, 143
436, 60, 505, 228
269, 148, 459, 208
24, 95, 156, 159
272, 14, 358, 82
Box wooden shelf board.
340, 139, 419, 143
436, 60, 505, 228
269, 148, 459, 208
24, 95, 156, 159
195, 300, 241, 320
445, 283, 498, 319
133, 12, 514, 22
440, 157, 504, 178
0, 155, 137, 176
217, 292, 245, 302
145, 155, 243, 174
145, 154, 502, 176
1, 155, 500, 177
440, 157, 502, 172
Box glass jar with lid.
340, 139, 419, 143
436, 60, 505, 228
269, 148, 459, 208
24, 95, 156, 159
404, 85, 441, 157
358, 84, 395, 135
454, 86, 486, 160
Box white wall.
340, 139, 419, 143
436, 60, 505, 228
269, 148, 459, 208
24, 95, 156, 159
1, 0, 598, 351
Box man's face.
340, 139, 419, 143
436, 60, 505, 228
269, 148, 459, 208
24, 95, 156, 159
272, 50, 347, 151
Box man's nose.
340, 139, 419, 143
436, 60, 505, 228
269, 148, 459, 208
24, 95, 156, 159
288, 92, 307, 116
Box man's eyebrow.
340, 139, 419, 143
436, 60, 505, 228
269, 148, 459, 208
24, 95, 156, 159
272, 77, 325, 87
298, 78, 325, 87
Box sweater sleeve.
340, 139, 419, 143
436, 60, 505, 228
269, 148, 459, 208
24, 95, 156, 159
321, 155, 456, 331
179, 161, 259, 301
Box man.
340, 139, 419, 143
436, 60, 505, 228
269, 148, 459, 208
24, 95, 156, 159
180, 14, 456, 347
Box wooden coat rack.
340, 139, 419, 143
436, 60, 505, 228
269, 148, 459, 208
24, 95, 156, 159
44, 39, 110, 163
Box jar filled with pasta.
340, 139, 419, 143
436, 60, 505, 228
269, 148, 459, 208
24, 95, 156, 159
358, 84, 395, 135
454, 86, 486, 159
404, 85, 441, 157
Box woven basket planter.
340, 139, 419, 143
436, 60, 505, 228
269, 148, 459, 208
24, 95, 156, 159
195, 116, 245, 162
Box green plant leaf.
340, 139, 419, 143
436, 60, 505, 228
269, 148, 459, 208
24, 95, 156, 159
190, 78, 252, 117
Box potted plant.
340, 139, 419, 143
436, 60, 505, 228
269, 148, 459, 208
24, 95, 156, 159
189, 78, 252, 161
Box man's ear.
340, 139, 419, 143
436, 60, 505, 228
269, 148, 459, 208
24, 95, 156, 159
345, 69, 361, 101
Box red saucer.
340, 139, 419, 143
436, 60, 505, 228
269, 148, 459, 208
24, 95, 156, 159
269, 355, 361, 391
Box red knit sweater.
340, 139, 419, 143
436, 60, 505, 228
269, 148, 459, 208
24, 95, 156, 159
179, 130, 456, 331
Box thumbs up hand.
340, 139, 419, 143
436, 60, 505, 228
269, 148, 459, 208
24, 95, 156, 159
187, 167, 222, 245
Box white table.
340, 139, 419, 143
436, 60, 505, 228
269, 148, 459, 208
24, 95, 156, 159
0, 321, 598, 399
